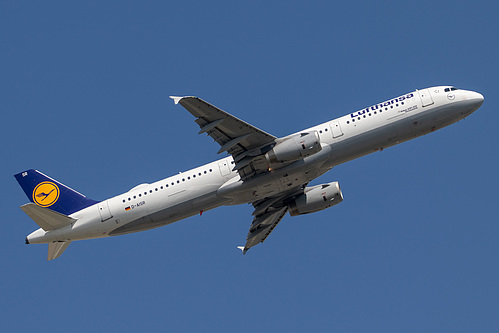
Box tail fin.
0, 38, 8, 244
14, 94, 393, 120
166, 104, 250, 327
14, 169, 99, 215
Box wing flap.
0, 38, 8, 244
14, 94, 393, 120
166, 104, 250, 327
20, 203, 76, 231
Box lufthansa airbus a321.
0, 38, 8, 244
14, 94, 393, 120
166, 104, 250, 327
15, 86, 484, 260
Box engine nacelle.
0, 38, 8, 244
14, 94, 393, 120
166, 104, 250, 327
265, 131, 321, 164
288, 182, 343, 216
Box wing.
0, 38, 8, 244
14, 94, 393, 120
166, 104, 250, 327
239, 206, 288, 254
238, 185, 307, 254
170, 96, 277, 180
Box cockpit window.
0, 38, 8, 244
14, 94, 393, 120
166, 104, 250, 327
444, 87, 459, 92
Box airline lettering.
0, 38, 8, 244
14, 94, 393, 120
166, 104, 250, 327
350, 93, 415, 118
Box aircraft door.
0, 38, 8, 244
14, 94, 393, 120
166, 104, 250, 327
98, 200, 113, 222
218, 160, 231, 177
418, 89, 434, 107
330, 121, 344, 138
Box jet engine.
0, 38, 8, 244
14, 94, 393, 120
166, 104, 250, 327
265, 131, 321, 164
288, 182, 343, 216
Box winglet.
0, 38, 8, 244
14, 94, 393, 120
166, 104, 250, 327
237, 246, 247, 255
169, 96, 183, 105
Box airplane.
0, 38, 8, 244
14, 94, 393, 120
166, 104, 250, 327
15, 86, 484, 260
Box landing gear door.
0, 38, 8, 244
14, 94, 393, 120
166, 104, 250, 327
330, 121, 344, 138
98, 200, 113, 222
418, 89, 434, 107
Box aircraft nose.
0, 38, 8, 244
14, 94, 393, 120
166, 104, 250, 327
470, 91, 484, 108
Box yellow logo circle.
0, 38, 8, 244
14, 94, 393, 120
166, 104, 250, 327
33, 182, 60, 207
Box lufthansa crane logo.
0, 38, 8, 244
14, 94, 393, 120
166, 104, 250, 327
33, 182, 60, 207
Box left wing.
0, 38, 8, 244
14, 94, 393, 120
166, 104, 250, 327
170, 96, 277, 180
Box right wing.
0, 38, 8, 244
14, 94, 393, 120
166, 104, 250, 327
239, 206, 288, 255
171, 96, 277, 180
239, 185, 307, 254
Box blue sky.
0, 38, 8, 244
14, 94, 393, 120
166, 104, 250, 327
2, 1, 498, 332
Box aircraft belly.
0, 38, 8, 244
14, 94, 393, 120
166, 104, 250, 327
217, 148, 331, 205
108, 191, 228, 236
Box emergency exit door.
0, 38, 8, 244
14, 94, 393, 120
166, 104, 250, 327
218, 160, 231, 177
330, 121, 344, 138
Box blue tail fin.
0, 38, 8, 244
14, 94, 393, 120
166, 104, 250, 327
14, 169, 99, 215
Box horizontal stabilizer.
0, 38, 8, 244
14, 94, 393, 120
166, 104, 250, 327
48, 241, 71, 261
20, 203, 76, 231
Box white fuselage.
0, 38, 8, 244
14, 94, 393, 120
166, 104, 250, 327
26, 86, 483, 244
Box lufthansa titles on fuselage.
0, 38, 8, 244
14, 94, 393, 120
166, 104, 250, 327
350, 93, 415, 118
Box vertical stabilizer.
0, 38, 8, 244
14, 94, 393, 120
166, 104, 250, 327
14, 169, 99, 215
